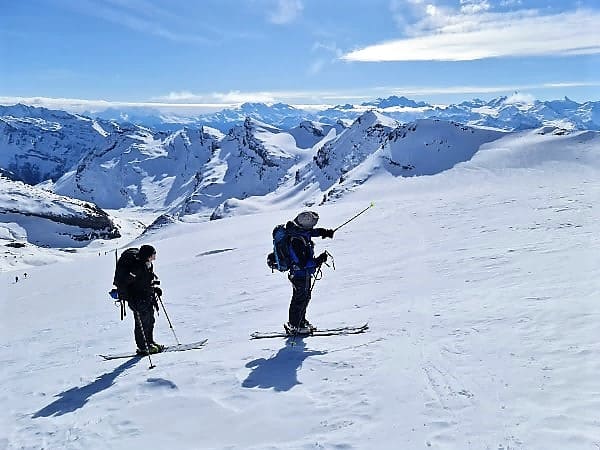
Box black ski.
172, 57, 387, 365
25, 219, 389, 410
99, 339, 208, 360
250, 323, 368, 339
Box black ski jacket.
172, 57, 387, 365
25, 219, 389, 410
123, 259, 157, 305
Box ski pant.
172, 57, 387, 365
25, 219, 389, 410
288, 274, 312, 327
129, 301, 155, 350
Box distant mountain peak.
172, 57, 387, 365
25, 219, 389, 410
355, 109, 398, 129
362, 95, 428, 108
486, 96, 509, 107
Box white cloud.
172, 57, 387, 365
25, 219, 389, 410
389, 0, 435, 31
157, 90, 278, 104
0, 96, 236, 114
460, 0, 491, 14
342, 9, 600, 61
504, 92, 536, 104
268, 0, 303, 24
500, 0, 522, 6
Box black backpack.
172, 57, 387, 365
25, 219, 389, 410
113, 247, 139, 292
267, 225, 292, 272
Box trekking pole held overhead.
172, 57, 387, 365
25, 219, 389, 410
157, 295, 181, 346
333, 202, 375, 232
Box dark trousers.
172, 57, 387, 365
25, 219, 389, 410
288, 274, 312, 327
129, 301, 155, 350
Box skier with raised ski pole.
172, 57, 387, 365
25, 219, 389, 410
269, 203, 374, 336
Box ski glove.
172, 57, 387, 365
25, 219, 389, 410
154, 286, 163, 297
315, 251, 328, 266
321, 228, 335, 239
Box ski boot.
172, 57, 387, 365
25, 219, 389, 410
150, 343, 165, 353
136, 343, 165, 356
301, 319, 317, 332
284, 322, 311, 335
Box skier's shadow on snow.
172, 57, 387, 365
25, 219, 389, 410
242, 339, 326, 392
33, 357, 140, 418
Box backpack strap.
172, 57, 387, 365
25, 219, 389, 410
288, 231, 314, 271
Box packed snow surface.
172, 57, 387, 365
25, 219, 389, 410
1, 128, 600, 449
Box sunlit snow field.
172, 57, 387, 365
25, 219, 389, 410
2, 130, 600, 449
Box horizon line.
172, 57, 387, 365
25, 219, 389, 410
1, 84, 599, 115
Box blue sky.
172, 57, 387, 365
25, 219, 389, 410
1, 0, 599, 112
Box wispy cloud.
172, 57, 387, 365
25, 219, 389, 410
59, 0, 214, 44
3, 81, 598, 113
343, 8, 600, 61
307, 41, 343, 75
307, 59, 327, 76
158, 90, 280, 104
268, 0, 303, 24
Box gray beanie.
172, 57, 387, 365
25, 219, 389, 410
294, 211, 319, 229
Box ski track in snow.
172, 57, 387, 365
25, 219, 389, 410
2, 153, 600, 448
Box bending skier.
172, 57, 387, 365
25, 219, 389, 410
113, 244, 164, 355
284, 211, 334, 333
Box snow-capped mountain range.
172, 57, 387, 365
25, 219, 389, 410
84, 95, 600, 132
1, 95, 599, 258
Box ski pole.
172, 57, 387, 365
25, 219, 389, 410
157, 295, 181, 345
134, 310, 156, 370
333, 202, 375, 232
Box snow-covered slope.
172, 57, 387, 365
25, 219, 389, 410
315, 111, 398, 179
2, 101, 600, 237
433, 96, 600, 131
213, 115, 506, 214
287, 120, 344, 149
0, 105, 110, 184
54, 125, 223, 211
189, 118, 309, 219
306, 111, 399, 189
88, 107, 198, 132
194, 102, 311, 132
2, 126, 599, 449
378, 119, 506, 176
319, 119, 504, 201
0, 176, 120, 249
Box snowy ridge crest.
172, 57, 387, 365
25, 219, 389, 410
1, 102, 600, 226
0, 176, 120, 248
